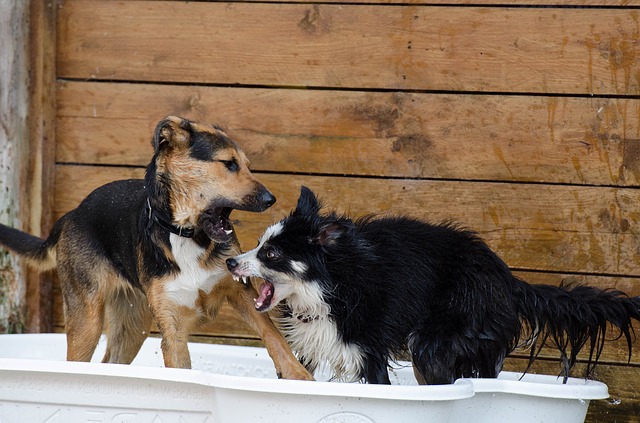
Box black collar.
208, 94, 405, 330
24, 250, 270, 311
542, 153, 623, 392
146, 199, 195, 238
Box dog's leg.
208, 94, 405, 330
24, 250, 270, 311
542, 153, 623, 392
102, 285, 153, 364
217, 280, 314, 380
410, 328, 504, 384
155, 306, 198, 369
57, 244, 112, 362
412, 365, 427, 385
411, 348, 455, 385
146, 284, 199, 368
62, 285, 105, 362
363, 357, 391, 384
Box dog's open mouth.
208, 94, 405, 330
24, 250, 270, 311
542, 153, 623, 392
200, 207, 235, 242
255, 280, 274, 311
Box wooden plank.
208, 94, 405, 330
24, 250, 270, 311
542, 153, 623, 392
25, 0, 57, 333
57, 81, 640, 186
57, 1, 640, 95
504, 358, 640, 423
53, 165, 640, 276
516, 271, 640, 296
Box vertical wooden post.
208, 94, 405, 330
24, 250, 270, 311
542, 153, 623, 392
0, 1, 30, 333
0, 0, 56, 333
26, 0, 56, 333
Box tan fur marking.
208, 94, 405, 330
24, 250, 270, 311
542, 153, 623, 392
24, 247, 57, 271
188, 121, 218, 134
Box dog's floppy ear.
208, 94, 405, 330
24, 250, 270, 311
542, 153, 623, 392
313, 222, 345, 246
294, 186, 321, 216
151, 116, 192, 153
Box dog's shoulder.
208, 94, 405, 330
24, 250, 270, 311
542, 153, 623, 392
76, 179, 147, 212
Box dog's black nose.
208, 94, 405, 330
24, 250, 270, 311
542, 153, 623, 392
226, 257, 239, 271
261, 190, 276, 208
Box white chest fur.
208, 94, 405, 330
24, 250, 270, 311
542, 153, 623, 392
278, 310, 365, 382
164, 234, 227, 308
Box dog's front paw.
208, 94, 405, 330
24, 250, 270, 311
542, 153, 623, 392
279, 366, 315, 381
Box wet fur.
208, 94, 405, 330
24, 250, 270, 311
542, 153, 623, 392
228, 186, 640, 384
0, 117, 312, 380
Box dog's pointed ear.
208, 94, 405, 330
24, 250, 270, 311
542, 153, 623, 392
294, 186, 321, 216
312, 222, 344, 247
151, 116, 192, 153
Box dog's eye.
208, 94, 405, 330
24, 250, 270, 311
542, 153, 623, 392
266, 249, 278, 260
221, 159, 239, 172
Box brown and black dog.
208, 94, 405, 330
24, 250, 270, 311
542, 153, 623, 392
0, 116, 312, 379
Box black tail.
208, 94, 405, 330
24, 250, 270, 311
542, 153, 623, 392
0, 222, 61, 271
516, 279, 640, 381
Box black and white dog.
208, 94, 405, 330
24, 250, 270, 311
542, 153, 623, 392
227, 186, 640, 384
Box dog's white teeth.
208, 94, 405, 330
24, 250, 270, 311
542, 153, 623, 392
232, 275, 239, 282
242, 276, 249, 285
225, 229, 233, 235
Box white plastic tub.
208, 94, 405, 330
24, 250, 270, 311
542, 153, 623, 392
0, 334, 608, 423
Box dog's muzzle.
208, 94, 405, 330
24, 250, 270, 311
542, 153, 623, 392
253, 188, 276, 212
226, 258, 249, 284
226, 257, 239, 271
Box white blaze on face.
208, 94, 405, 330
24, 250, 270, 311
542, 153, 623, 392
230, 221, 284, 279
260, 221, 284, 246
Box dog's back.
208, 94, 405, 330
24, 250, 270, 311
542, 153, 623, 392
59, 179, 147, 287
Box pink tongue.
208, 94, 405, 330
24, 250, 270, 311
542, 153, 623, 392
255, 281, 274, 311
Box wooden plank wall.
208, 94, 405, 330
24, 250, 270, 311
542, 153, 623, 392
53, 0, 640, 421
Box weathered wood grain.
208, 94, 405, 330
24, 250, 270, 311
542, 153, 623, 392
57, 1, 640, 95
54, 165, 640, 276
0, 0, 29, 333
57, 81, 640, 186
26, 0, 57, 333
